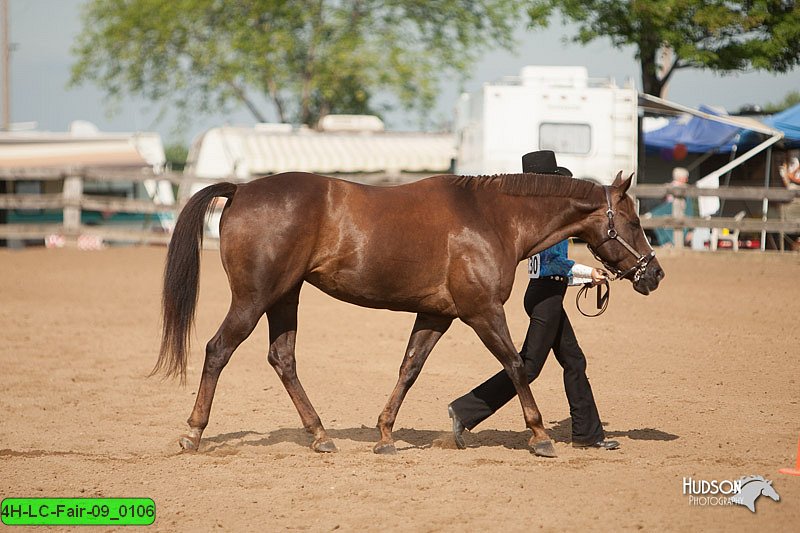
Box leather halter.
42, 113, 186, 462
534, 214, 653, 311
576, 186, 656, 318
587, 186, 656, 283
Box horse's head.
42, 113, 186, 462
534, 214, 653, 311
581, 172, 664, 295
761, 480, 781, 502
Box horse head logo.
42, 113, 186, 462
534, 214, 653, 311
730, 475, 781, 513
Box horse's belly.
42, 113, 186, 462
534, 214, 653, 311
306, 269, 457, 316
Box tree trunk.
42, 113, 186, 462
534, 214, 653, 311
640, 49, 665, 97
267, 78, 287, 123
300, 1, 325, 126
228, 81, 268, 123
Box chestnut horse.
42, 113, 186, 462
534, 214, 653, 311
154, 171, 663, 457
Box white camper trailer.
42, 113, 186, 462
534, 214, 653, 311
454, 66, 638, 184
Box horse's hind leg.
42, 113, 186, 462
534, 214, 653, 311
464, 306, 556, 458
266, 284, 336, 453
181, 298, 263, 451
374, 314, 452, 454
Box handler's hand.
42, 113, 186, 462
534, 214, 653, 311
590, 268, 608, 285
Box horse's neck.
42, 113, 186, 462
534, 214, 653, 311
510, 194, 597, 260
741, 482, 763, 496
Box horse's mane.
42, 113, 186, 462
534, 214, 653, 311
449, 173, 598, 199
738, 475, 768, 486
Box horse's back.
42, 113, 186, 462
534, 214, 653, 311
224, 171, 468, 230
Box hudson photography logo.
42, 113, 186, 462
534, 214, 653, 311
682, 475, 781, 512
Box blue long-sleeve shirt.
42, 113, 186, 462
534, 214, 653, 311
535, 240, 574, 277
528, 240, 594, 285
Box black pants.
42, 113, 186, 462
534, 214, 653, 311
450, 278, 604, 444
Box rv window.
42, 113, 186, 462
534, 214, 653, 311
539, 123, 591, 154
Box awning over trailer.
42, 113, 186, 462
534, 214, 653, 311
639, 94, 780, 136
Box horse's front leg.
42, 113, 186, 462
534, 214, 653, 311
464, 306, 557, 458
374, 314, 452, 454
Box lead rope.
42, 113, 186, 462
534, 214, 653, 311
576, 278, 610, 317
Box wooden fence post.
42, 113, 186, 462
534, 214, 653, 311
671, 190, 685, 250
62, 175, 83, 243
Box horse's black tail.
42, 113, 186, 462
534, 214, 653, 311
152, 182, 238, 384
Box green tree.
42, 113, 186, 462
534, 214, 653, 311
164, 143, 189, 172
763, 89, 800, 113
70, 0, 522, 128
527, 1, 800, 97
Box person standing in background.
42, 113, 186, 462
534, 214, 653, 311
668, 167, 690, 247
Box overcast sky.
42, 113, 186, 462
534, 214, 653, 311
7, 0, 800, 145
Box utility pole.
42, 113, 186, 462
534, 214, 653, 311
1, 0, 9, 131
0, 0, 8, 245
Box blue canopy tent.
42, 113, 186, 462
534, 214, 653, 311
752, 102, 800, 148
644, 105, 741, 153
639, 94, 783, 157
642, 102, 800, 153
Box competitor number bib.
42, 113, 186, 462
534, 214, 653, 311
528, 253, 540, 279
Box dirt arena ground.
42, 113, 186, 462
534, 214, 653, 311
1, 245, 799, 531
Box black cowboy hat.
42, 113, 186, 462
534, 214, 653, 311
521, 150, 573, 177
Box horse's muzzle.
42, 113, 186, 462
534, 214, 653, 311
632, 263, 664, 295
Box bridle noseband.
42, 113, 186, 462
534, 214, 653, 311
587, 186, 656, 283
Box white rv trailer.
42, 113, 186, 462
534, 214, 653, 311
454, 66, 638, 185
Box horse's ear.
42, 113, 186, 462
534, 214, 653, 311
616, 173, 633, 195
611, 171, 623, 187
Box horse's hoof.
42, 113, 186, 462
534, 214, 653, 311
373, 441, 397, 455
532, 439, 557, 458
312, 439, 337, 453
178, 435, 199, 452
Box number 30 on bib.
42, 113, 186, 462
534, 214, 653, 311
528, 253, 540, 279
